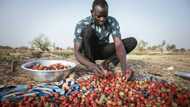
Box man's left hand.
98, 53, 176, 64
123, 68, 134, 81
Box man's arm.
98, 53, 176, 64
74, 41, 103, 73
113, 36, 133, 80
74, 41, 94, 67
112, 36, 127, 72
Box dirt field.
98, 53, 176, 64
127, 54, 190, 90
0, 54, 190, 90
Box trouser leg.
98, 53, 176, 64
95, 37, 137, 66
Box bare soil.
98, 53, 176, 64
0, 54, 190, 90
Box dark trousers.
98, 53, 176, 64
80, 26, 137, 65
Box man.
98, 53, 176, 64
73, 0, 137, 80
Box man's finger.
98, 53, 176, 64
95, 67, 102, 74
98, 65, 104, 71
94, 69, 101, 77
97, 65, 107, 75
124, 69, 133, 81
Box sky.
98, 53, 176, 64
0, 0, 190, 49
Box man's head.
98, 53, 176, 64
91, 0, 108, 26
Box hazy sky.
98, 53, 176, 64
0, 0, 190, 49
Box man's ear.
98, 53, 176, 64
91, 9, 94, 17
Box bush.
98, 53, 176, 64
31, 34, 52, 51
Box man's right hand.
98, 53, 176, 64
88, 64, 105, 76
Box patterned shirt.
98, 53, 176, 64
74, 16, 121, 45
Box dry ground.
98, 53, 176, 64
127, 54, 190, 89
0, 54, 190, 90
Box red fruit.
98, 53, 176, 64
53, 92, 59, 99
50, 103, 56, 107
18, 102, 25, 107
23, 96, 29, 101
32, 66, 38, 70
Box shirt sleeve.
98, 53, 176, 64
73, 22, 83, 43
110, 17, 121, 38
73, 18, 91, 43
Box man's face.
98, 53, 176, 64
91, 5, 108, 26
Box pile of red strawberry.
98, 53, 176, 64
1, 72, 190, 107
76, 72, 190, 107
30, 63, 68, 71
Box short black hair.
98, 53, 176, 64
92, 0, 108, 10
